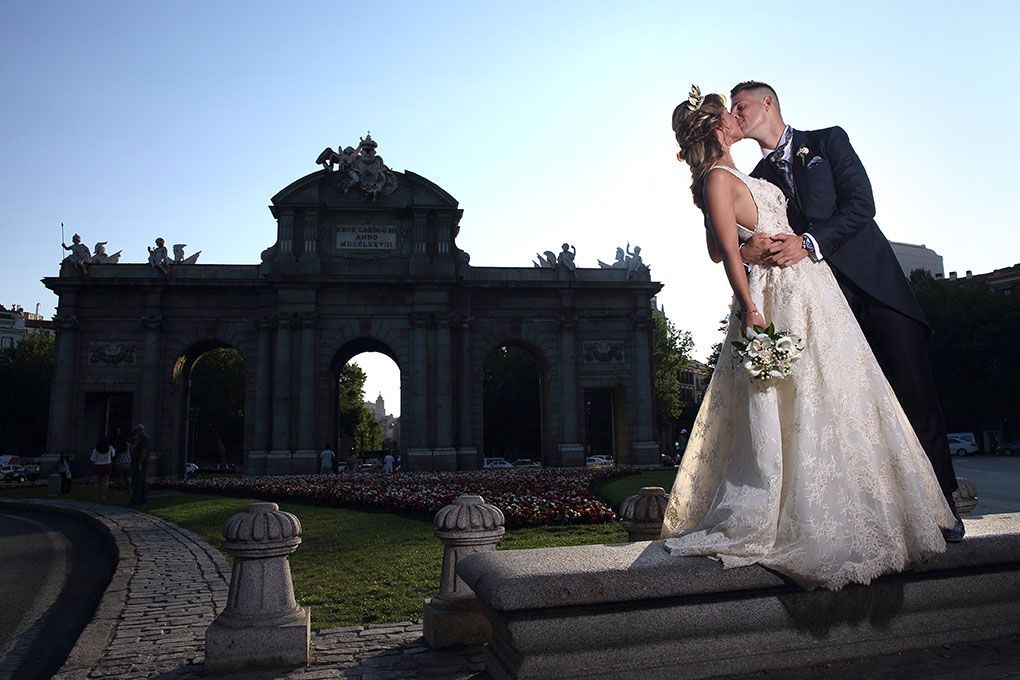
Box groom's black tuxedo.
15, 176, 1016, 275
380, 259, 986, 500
750, 127, 927, 332
752, 126, 959, 499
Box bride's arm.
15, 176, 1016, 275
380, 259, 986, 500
703, 172, 764, 330
704, 216, 722, 263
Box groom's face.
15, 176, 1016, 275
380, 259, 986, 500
731, 91, 768, 136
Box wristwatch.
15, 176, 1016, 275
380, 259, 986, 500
801, 235, 815, 254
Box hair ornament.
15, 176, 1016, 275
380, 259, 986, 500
687, 84, 704, 110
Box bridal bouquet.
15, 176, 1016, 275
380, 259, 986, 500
731, 322, 805, 381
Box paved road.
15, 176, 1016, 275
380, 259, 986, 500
0, 510, 114, 680
952, 454, 1020, 515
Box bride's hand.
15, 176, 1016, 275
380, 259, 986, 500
743, 308, 766, 336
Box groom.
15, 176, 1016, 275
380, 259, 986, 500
731, 81, 964, 542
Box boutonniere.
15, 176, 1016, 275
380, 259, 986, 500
796, 146, 810, 166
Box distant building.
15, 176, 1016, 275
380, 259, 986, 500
364, 393, 400, 449
890, 242, 944, 279
679, 360, 709, 408
0, 304, 26, 349
944, 262, 1020, 299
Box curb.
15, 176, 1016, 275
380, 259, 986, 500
0, 499, 228, 680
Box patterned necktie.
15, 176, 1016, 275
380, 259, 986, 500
769, 129, 797, 199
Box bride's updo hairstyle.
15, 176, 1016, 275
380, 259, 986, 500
672, 86, 727, 211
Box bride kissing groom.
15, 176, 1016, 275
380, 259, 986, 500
661, 81, 962, 591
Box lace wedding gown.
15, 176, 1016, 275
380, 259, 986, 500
661, 165, 955, 590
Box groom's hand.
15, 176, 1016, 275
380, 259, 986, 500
765, 234, 809, 268
740, 232, 772, 266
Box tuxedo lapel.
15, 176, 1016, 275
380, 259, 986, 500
790, 129, 809, 210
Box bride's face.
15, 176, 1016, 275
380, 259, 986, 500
716, 110, 744, 146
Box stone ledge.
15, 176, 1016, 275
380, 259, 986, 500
458, 513, 1020, 679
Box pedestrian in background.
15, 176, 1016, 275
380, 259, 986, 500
130, 424, 151, 506
319, 445, 336, 474
383, 451, 395, 473
90, 435, 114, 501
113, 427, 131, 491
57, 452, 72, 495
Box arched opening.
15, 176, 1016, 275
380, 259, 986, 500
173, 342, 245, 474
482, 344, 545, 464
329, 339, 401, 471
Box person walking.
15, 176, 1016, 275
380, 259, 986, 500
57, 452, 72, 495
130, 424, 151, 506
112, 427, 131, 491
319, 445, 336, 474
90, 435, 114, 501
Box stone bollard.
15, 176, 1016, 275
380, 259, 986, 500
205, 502, 310, 674
620, 487, 669, 541
954, 476, 978, 514
47, 473, 61, 496
423, 494, 505, 649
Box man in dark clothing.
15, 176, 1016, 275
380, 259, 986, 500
130, 423, 151, 505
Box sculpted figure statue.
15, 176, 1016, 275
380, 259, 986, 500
598, 247, 628, 269
558, 243, 577, 270
533, 250, 557, 268
626, 244, 648, 279
62, 233, 92, 274
336, 134, 399, 200
316, 147, 341, 171
173, 243, 201, 265
91, 241, 122, 264
148, 237, 170, 274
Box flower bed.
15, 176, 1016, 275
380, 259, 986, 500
152, 467, 640, 528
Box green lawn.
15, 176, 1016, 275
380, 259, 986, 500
1, 482, 635, 629
598, 469, 678, 511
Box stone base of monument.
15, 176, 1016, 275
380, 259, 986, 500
205, 608, 311, 674
459, 514, 1020, 679
423, 595, 492, 648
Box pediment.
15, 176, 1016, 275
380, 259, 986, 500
271, 168, 458, 215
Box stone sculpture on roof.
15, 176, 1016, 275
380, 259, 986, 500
62, 233, 92, 274
315, 133, 399, 201
92, 241, 122, 264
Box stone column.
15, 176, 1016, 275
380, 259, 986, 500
249, 317, 274, 475
47, 314, 78, 455
409, 211, 429, 272
455, 315, 478, 469
424, 495, 505, 648
271, 315, 292, 470
296, 314, 317, 459
407, 313, 431, 470
433, 315, 456, 470
557, 315, 585, 467
631, 315, 659, 465
620, 487, 669, 541
140, 314, 164, 473
205, 502, 310, 673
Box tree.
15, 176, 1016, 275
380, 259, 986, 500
189, 348, 245, 464
0, 332, 55, 454
338, 362, 383, 453
652, 311, 695, 452
909, 269, 1020, 439
702, 315, 730, 384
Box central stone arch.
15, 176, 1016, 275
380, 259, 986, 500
43, 136, 663, 475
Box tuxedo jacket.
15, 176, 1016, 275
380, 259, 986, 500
750, 127, 929, 334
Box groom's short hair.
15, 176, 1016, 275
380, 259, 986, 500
731, 81, 780, 112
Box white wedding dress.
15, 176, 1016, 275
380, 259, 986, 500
661, 165, 956, 590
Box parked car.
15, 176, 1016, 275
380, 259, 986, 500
999, 440, 1019, 457
512, 459, 542, 468
199, 463, 241, 475
586, 455, 614, 468
21, 464, 40, 481
947, 436, 979, 456
0, 464, 27, 483
482, 457, 513, 469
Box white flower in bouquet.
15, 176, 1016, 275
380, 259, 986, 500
731, 321, 805, 382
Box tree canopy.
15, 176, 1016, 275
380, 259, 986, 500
0, 332, 54, 454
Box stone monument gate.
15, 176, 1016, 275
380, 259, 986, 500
44, 137, 663, 475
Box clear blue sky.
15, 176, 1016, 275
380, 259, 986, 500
3, 1, 1018, 413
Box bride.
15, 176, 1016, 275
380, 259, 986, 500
660, 88, 956, 590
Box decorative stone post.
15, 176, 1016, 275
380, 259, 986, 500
620, 487, 669, 541
954, 476, 978, 514
423, 495, 505, 649
205, 503, 310, 674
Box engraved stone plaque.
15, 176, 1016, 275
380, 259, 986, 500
89, 341, 137, 366
336, 225, 397, 251
582, 340, 626, 364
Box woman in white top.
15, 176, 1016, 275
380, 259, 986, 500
90, 435, 114, 501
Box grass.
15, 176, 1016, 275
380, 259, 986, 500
598, 469, 678, 512
1, 481, 634, 629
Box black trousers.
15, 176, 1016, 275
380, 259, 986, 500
832, 269, 959, 498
